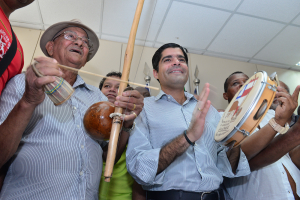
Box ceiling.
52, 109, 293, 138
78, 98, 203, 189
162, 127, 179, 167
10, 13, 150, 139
10, 0, 300, 71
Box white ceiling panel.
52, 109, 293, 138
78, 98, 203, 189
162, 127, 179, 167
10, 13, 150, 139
208, 14, 284, 57
237, 0, 300, 23
254, 26, 300, 66
11, 22, 43, 30
10, 1, 42, 24
100, 34, 127, 44
292, 15, 300, 26
156, 1, 231, 49
153, 42, 206, 55
186, 49, 205, 55
101, 34, 154, 47
183, 0, 242, 11
204, 51, 250, 62
7, 0, 300, 71
102, 0, 170, 42
38, 0, 102, 33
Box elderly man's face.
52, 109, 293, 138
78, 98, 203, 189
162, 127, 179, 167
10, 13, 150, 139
46, 27, 89, 69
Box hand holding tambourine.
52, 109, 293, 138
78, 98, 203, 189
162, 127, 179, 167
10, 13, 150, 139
274, 85, 300, 126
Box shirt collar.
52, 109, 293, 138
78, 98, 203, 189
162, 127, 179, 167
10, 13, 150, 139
154, 90, 197, 102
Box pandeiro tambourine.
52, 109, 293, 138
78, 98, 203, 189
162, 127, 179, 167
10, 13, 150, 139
215, 71, 279, 147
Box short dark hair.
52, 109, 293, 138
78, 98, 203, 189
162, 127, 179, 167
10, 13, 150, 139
99, 71, 122, 90
224, 71, 248, 93
152, 43, 188, 73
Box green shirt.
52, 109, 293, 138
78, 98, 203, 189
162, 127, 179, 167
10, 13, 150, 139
99, 149, 134, 200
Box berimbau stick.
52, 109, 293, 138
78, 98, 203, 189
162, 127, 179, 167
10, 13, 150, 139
104, 0, 145, 182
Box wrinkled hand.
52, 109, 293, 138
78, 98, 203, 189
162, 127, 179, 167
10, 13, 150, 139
274, 85, 300, 126
114, 90, 144, 128
187, 83, 211, 142
23, 57, 63, 106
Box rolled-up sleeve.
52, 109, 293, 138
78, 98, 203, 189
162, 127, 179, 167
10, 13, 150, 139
217, 146, 250, 177
126, 109, 165, 186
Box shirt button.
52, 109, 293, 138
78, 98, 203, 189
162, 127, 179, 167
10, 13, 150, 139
81, 145, 84, 149
77, 125, 80, 128
199, 168, 201, 172
73, 106, 77, 110
79, 171, 83, 176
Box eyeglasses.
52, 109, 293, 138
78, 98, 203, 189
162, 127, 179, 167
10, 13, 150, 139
52, 31, 92, 50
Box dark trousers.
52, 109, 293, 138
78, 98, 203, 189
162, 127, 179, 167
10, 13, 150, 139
146, 189, 225, 200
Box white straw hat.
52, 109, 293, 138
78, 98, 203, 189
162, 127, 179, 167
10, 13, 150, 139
40, 19, 99, 62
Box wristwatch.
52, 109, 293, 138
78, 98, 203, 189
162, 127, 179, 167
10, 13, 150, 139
122, 122, 136, 133
268, 118, 289, 134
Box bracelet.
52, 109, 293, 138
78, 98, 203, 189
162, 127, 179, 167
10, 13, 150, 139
184, 130, 195, 146
122, 122, 136, 133
268, 118, 289, 134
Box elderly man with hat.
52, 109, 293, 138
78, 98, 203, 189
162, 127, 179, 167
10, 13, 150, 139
0, 20, 143, 199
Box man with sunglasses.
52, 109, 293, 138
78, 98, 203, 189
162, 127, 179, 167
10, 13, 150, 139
0, 20, 144, 199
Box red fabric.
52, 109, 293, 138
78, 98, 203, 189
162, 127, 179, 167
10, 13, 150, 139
0, 7, 24, 96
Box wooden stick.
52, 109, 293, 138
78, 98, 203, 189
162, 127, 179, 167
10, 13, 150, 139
104, 0, 145, 182
57, 63, 159, 90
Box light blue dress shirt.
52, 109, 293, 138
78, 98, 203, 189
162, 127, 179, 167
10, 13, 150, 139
0, 74, 107, 200
126, 91, 250, 192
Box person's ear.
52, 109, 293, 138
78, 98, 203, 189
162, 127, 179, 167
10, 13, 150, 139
45, 41, 54, 56
223, 92, 229, 100
153, 69, 158, 79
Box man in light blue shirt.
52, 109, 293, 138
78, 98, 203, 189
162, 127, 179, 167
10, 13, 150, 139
126, 43, 250, 200
0, 20, 143, 199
